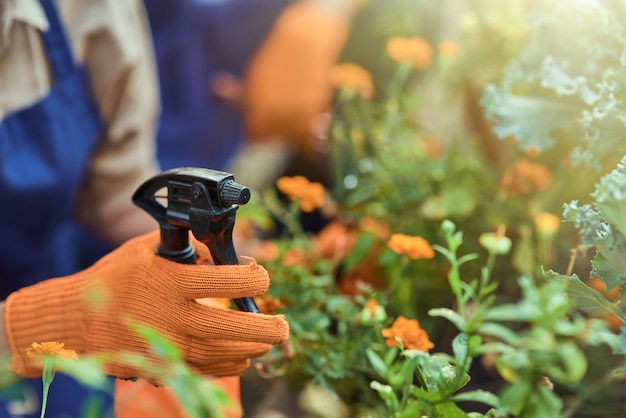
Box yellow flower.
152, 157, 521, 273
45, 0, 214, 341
382, 316, 434, 351
329, 62, 375, 99
26, 342, 78, 361
276, 176, 325, 213
387, 233, 435, 260
534, 212, 561, 234
438, 40, 459, 58
386, 36, 433, 69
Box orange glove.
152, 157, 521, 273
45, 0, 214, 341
4, 231, 289, 381
242, 1, 355, 148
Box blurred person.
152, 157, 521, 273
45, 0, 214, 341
0, 1, 288, 418
145, 0, 292, 173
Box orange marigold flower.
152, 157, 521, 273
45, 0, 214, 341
366, 299, 380, 316
382, 316, 434, 351
255, 295, 286, 315
438, 40, 459, 58
386, 36, 433, 70
314, 220, 358, 260
329, 62, 375, 99
276, 176, 325, 213
358, 217, 391, 240
534, 212, 561, 233
499, 158, 553, 196
387, 233, 435, 260
253, 240, 280, 262
282, 247, 311, 267
26, 342, 78, 361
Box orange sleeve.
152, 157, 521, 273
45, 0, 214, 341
242, 2, 351, 146
114, 376, 242, 418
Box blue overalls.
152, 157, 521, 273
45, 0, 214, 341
146, 0, 291, 171
0, 0, 114, 416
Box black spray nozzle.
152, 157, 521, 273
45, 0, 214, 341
132, 167, 258, 313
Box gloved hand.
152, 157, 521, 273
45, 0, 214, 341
4, 230, 289, 381
242, 0, 356, 148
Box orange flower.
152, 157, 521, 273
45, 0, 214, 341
329, 62, 374, 99
282, 247, 311, 267
276, 176, 325, 213
387, 233, 435, 260
253, 240, 280, 262
366, 299, 380, 317
417, 135, 443, 158
438, 40, 459, 58
314, 220, 359, 260
586, 277, 620, 301
534, 212, 561, 234
26, 342, 78, 361
386, 36, 433, 69
358, 217, 391, 240
499, 158, 553, 196
255, 295, 286, 315
382, 316, 434, 351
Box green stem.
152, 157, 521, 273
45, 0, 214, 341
40, 383, 49, 418
40, 359, 56, 418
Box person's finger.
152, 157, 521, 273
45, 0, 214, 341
194, 359, 251, 378
180, 340, 273, 364
155, 257, 270, 299
172, 304, 289, 345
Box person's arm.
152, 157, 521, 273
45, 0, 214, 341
2, 231, 289, 382
242, 0, 365, 149
64, 0, 162, 246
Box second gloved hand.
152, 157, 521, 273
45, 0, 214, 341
4, 230, 289, 381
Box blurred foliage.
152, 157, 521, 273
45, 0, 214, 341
483, 0, 626, 171
0, 325, 231, 418
243, 0, 626, 417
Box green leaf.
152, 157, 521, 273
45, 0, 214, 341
593, 157, 626, 238
478, 322, 522, 345
131, 323, 182, 362
410, 386, 441, 403
55, 358, 112, 392
452, 333, 469, 367
484, 303, 538, 322
548, 271, 620, 317
433, 401, 470, 418
370, 380, 399, 411
483, 85, 580, 151
429, 308, 466, 331
366, 348, 388, 379
585, 318, 624, 353
451, 390, 501, 408
591, 251, 626, 291
397, 400, 424, 418
545, 341, 587, 384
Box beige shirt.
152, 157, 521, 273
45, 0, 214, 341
0, 0, 160, 228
